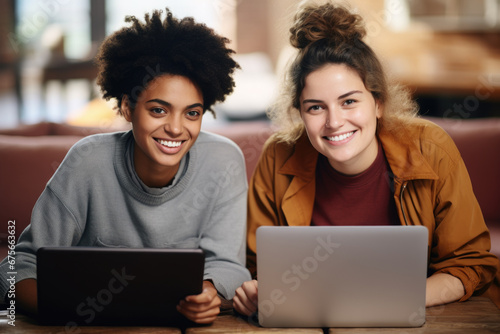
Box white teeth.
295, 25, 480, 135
326, 131, 354, 142
158, 139, 182, 148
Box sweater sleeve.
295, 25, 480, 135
0, 186, 83, 302
197, 142, 251, 300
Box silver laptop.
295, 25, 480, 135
257, 226, 428, 328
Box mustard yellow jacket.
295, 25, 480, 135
247, 118, 498, 301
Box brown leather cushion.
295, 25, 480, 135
0, 135, 82, 243
0, 121, 129, 136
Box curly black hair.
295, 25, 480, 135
95, 8, 239, 116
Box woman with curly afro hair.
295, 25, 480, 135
1, 9, 251, 325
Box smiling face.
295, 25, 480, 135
122, 74, 204, 188
300, 64, 382, 175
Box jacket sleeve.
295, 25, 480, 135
246, 140, 281, 278
429, 142, 498, 300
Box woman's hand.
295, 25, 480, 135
177, 280, 221, 324
15, 279, 38, 317
426, 273, 465, 307
233, 279, 258, 316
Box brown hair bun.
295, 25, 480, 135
289, 2, 366, 49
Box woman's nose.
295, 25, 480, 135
326, 108, 344, 128
164, 114, 182, 135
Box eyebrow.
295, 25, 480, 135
338, 90, 363, 100
302, 90, 363, 105
146, 99, 203, 110
301, 99, 323, 105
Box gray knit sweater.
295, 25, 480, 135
0, 130, 251, 302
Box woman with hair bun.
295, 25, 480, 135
233, 1, 498, 316
0, 8, 251, 324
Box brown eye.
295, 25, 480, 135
151, 107, 165, 114
186, 110, 201, 119
343, 99, 356, 106
307, 105, 323, 112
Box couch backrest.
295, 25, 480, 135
0, 135, 82, 242
2, 118, 498, 249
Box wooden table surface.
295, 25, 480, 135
326, 297, 500, 333
1, 297, 498, 333
185, 313, 323, 333
0, 313, 183, 333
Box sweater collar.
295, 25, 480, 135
114, 131, 194, 205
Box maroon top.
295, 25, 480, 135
311, 143, 399, 226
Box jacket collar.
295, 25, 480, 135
278, 133, 318, 226
279, 133, 318, 180
378, 121, 439, 182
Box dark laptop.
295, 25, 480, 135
36, 247, 205, 326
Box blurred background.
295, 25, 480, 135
0, 0, 499, 129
